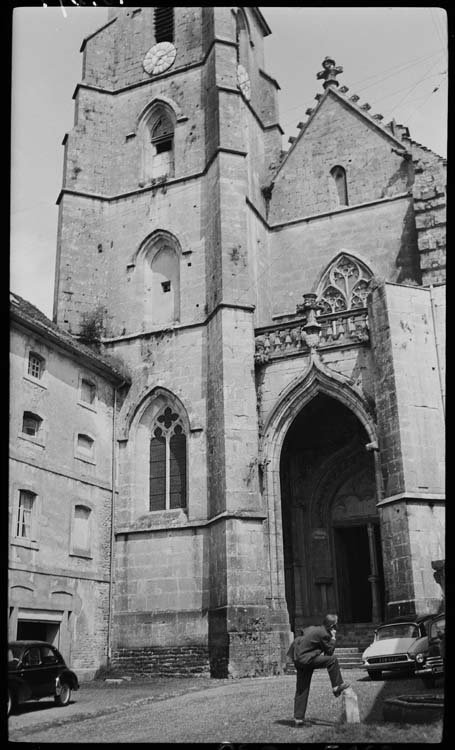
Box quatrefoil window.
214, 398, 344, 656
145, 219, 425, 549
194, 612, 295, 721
317, 254, 373, 314
157, 406, 179, 429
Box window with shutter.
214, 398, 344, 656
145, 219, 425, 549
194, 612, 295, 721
22, 411, 42, 437
16, 490, 36, 539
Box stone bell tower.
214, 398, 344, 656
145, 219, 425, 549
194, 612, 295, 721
53, 7, 291, 676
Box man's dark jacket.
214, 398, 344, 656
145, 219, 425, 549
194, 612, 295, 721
287, 625, 336, 667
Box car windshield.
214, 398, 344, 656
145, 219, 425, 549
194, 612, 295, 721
376, 624, 419, 640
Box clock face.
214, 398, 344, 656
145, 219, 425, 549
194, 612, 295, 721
237, 64, 251, 101
143, 42, 177, 76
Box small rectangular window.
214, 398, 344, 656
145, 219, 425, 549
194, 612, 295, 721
28, 353, 44, 379
22, 412, 42, 437
16, 490, 36, 538
77, 434, 94, 457
161, 281, 171, 293
80, 378, 96, 404
155, 138, 173, 154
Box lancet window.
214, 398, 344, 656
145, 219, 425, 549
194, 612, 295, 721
331, 165, 348, 206
150, 406, 187, 511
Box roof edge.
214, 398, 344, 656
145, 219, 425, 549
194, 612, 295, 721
10, 297, 129, 385
251, 7, 272, 36
80, 16, 117, 52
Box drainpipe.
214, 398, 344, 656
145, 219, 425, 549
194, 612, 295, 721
107, 381, 124, 667
429, 284, 445, 418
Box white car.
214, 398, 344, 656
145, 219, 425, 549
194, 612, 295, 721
362, 615, 434, 680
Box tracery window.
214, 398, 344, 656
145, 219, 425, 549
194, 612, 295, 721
150, 406, 187, 511
317, 254, 373, 314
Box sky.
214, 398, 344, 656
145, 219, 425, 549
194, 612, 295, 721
10, 6, 448, 319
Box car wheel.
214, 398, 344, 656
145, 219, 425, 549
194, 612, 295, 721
55, 682, 72, 706
367, 670, 382, 680
7, 689, 13, 717
422, 676, 435, 689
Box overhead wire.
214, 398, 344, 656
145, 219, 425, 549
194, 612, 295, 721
17, 47, 446, 314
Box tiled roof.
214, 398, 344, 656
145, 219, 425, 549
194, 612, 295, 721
10, 292, 130, 384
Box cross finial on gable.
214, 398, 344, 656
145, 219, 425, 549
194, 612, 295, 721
317, 56, 343, 89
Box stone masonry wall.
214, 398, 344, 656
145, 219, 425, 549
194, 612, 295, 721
369, 281, 445, 617
369, 282, 445, 497
263, 196, 419, 328
410, 145, 446, 285
268, 91, 413, 224
83, 8, 204, 90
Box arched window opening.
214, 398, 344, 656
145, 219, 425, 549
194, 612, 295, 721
154, 7, 174, 43
317, 254, 373, 314
149, 406, 187, 511
140, 104, 176, 182
331, 165, 348, 206
149, 244, 180, 325
150, 112, 174, 178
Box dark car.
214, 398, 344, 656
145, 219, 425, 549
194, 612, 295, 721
361, 614, 435, 679
413, 612, 445, 688
8, 640, 79, 716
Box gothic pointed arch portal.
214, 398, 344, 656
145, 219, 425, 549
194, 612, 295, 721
279, 393, 385, 631
260, 357, 384, 633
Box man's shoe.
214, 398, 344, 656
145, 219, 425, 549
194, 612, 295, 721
333, 682, 350, 697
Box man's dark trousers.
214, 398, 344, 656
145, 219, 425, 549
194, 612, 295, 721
294, 654, 343, 720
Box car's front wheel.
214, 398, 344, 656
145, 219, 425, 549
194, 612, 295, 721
367, 669, 382, 680
7, 689, 13, 717
55, 682, 72, 707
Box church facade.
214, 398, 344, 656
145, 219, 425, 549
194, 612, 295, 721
51, 7, 445, 677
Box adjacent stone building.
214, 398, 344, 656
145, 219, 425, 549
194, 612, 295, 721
9, 293, 129, 681
12, 7, 445, 679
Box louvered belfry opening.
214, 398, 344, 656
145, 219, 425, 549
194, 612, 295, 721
154, 7, 174, 43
